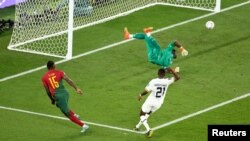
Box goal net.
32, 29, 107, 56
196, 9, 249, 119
8, 0, 221, 59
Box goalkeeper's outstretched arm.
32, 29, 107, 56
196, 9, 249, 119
173, 40, 188, 56
173, 40, 182, 48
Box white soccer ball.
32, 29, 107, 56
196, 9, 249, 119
205, 21, 215, 29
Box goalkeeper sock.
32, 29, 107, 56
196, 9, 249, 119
146, 33, 151, 37
133, 33, 146, 39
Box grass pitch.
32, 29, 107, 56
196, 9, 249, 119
0, 0, 250, 141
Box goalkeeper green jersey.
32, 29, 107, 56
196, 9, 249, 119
133, 33, 175, 68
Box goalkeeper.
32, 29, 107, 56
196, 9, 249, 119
124, 27, 188, 71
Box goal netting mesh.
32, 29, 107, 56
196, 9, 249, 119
8, 0, 220, 59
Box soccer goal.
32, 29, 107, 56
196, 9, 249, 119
8, 0, 221, 59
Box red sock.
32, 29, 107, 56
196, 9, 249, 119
69, 110, 75, 116
69, 114, 84, 127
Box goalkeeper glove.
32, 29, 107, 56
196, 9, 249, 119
174, 67, 180, 73
179, 47, 188, 56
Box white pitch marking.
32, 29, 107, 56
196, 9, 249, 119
0, 105, 144, 134
1, 1, 250, 82
0, 93, 249, 134
152, 93, 250, 131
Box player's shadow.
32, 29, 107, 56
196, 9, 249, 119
175, 35, 250, 63
60, 129, 93, 140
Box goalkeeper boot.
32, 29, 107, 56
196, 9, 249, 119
124, 27, 130, 40
144, 27, 153, 34
81, 124, 89, 133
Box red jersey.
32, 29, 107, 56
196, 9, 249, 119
42, 69, 65, 96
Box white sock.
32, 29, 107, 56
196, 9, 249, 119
142, 120, 150, 131
145, 114, 150, 119
139, 115, 150, 131
129, 34, 133, 38
136, 114, 150, 129
146, 33, 151, 37
136, 115, 144, 128
136, 121, 142, 129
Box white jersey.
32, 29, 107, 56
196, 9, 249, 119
141, 77, 174, 113
145, 77, 174, 105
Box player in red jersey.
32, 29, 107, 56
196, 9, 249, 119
41, 60, 89, 133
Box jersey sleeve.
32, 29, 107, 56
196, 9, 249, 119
57, 70, 65, 80
167, 77, 175, 85
41, 76, 47, 86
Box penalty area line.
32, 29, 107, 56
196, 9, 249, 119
1, 1, 250, 82
0, 105, 144, 134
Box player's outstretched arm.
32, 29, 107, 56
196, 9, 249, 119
166, 68, 180, 81
138, 90, 149, 101
63, 73, 83, 95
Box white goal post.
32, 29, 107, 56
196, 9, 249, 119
8, 0, 221, 59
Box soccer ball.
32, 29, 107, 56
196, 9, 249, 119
205, 21, 215, 29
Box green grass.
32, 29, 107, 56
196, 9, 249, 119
0, 0, 250, 141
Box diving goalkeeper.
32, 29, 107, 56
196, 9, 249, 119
124, 27, 188, 71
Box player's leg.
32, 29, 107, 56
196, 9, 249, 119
124, 27, 158, 45
55, 93, 81, 124
135, 101, 153, 135
65, 93, 89, 133
124, 27, 160, 50
143, 103, 162, 137
124, 27, 146, 40
69, 110, 81, 119
55, 92, 89, 132
124, 27, 164, 66
135, 109, 151, 130
142, 28, 164, 66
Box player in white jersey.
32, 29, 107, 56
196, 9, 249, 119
135, 68, 180, 137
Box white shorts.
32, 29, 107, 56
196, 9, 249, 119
142, 98, 162, 114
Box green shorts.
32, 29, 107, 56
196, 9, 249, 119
133, 33, 175, 67
145, 36, 175, 68
54, 89, 70, 117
